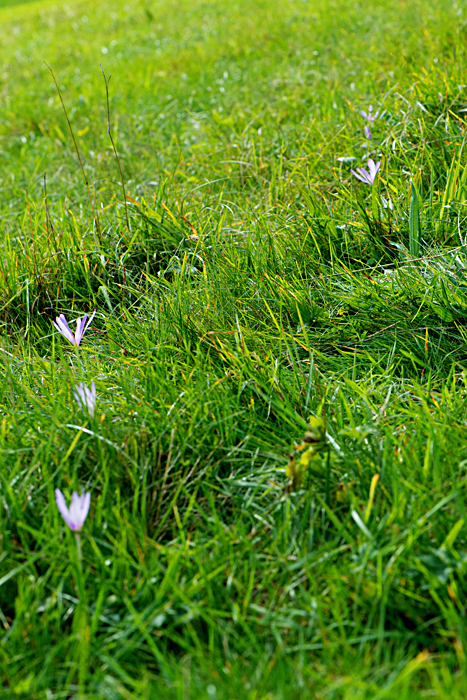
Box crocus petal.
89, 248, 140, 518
74, 381, 97, 418
56, 314, 69, 327
55, 489, 73, 528
87, 380, 97, 404
352, 168, 372, 184
75, 310, 95, 346
84, 384, 96, 417
351, 169, 366, 183
69, 492, 81, 529
68, 491, 80, 529
83, 310, 96, 335
74, 316, 87, 346
52, 316, 76, 344
360, 109, 368, 119
69, 491, 91, 530
73, 384, 85, 410
57, 320, 76, 344
81, 492, 91, 525
367, 159, 381, 182
364, 125, 372, 140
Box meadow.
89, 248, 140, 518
2, 0, 467, 697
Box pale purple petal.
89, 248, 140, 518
68, 491, 79, 529
89, 380, 97, 405
360, 109, 368, 119
83, 310, 96, 335
351, 169, 363, 183
52, 315, 76, 345
364, 125, 372, 140
352, 168, 372, 184
73, 384, 86, 410
74, 316, 87, 346
81, 492, 91, 526
84, 382, 97, 417
368, 159, 381, 182
75, 491, 90, 530
74, 381, 97, 418
53, 314, 70, 332
55, 488, 73, 529
75, 310, 95, 345
69, 491, 90, 530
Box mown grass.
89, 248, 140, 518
2, 0, 467, 697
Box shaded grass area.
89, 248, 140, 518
3, 0, 467, 697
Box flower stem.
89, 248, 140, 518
75, 532, 83, 572
74, 345, 85, 377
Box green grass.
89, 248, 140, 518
3, 0, 467, 697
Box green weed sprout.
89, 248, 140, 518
287, 416, 331, 490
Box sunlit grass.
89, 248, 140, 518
2, 0, 467, 697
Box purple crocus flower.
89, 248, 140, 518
351, 158, 381, 185
360, 105, 379, 122
55, 489, 90, 531
52, 310, 96, 346
364, 125, 372, 140
73, 381, 96, 418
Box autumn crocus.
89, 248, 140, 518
74, 381, 96, 418
52, 310, 96, 347
360, 105, 379, 122
360, 106, 379, 140
55, 489, 90, 532
351, 159, 381, 185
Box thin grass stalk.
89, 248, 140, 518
46, 64, 102, 242
100, 63, 130, 234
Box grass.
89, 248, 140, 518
3, 0, 467, 696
